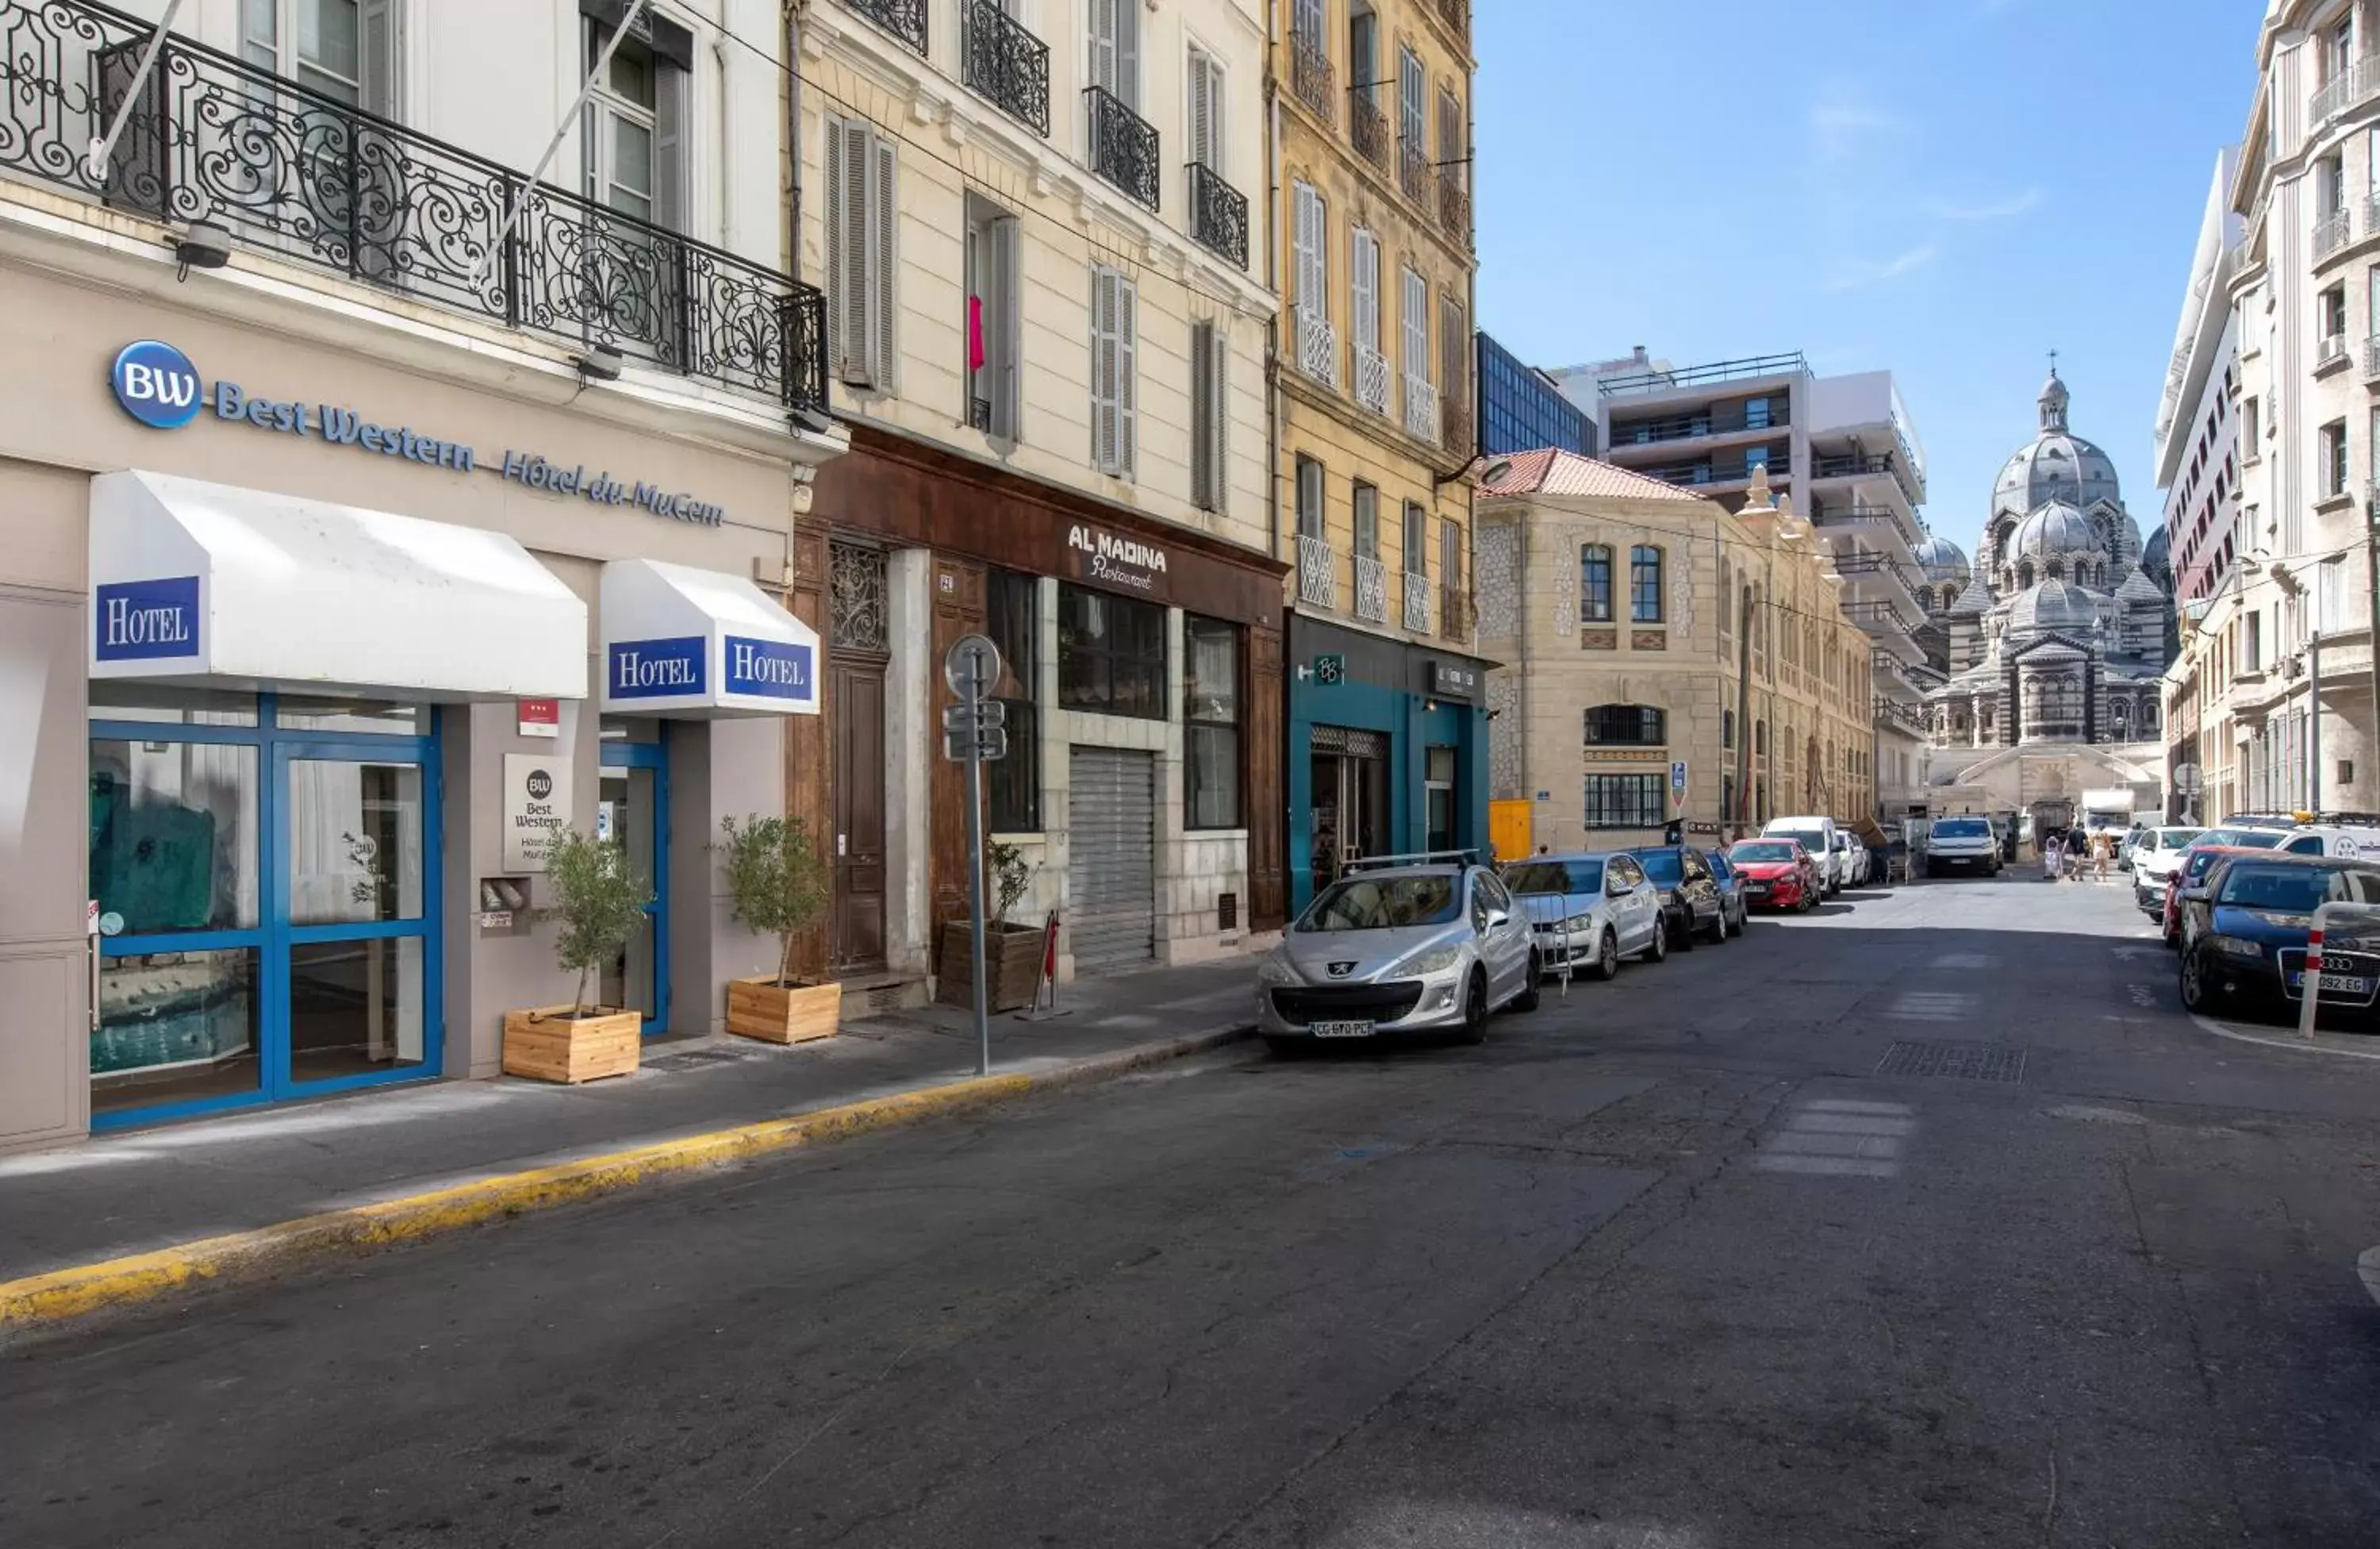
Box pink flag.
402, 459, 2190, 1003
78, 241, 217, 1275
968, 296, 985, 371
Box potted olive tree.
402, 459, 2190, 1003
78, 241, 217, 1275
502, 827, 652, 1084
935, 838, 1043, 1012
717, 813, 841, 1044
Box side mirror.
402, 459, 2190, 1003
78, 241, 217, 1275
1484, 907, 1510, 930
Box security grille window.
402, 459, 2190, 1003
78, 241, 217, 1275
1403, 500, 1428, 577
1090, 266, 1140, 478
1584, 774, 1665, 830
1296, 455, 1326, 537
1580, 544, 1613, 622
1584, 705, 1666, 746
2321, 419, 2349, 497
1630, 544, 1664, 623
964, 195, 1023, 438
245, 0, 401, 113
987, 567, 1041, 832
1058, 583, 1165, 719
827, 115, 899, 388
1190, 317, 1229, 510
1184, 617, 1241, 828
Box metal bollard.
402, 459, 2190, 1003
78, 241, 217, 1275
2298, 904, 2335, 1041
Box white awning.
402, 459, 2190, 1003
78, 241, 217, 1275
90, 470, 588, 701
598, 559, 820, 717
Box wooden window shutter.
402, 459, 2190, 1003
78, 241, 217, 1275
871, 134, 898, 391
1438, 90, 1464, 188
1116, 0, 1141, 110
1115, 274, 1138, 477
827, 117, 880, 386
1188, 47, 1218, 169
1350, 228, 1377, 352
360, 0, 403, 120
995, 214, 1023, 440
1402, 268, 1428, 381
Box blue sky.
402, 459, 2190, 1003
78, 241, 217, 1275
1472, 0, 2267, 552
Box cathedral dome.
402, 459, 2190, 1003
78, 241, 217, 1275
2010, 501, 2102, 560
2140, 524, 2171, 579
1915, 532, 1971, 583
2006, 578, 2101, 634
1993, 372, 2120, 513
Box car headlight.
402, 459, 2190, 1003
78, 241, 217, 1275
1390, 943, 1465, 978
2208, 933, 2266, 959
1255, 955, 1302, 986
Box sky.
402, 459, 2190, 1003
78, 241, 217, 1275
1472, 0, 2270, 553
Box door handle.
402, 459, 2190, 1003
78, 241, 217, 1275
837, 832, 847, 857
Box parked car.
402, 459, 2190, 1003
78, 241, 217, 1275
2163, 841, 2285, 949
1702, 848, 1752, 936
2272, 824, 2380, 859
1835, 833, 1868, 889
1257, 857, 1538, 1048
1725, 837, 1821, 912
2129, 825, 2205, 913
1627, 844, 1729, 947
1502, 851, 1666, 979
1765, 816, 1844, 895
2177, 853, 2380, 1024
1925, 815, 2002, 878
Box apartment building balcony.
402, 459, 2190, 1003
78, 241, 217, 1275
962, 0, 1051, 136
1403, 371, 1439, 443
1403, 569, 1433, 634
1841, 598, 1922, 638
1349, 90, 1390, 170
1084, 86, 1159, 211
1871, 650, 1925, 704
0, 0, 829, 413
1289, 29, 1336, 125
1297, 532, 1338, 609
847, 0, 929, 55
1399, 137, 1434, 207
1187, 162, 1248, 268
1595, 351, 1809, 399
1296, 306, 1338, 387
1811, 449, 1922, 516
1438, 174, 1470, 246
1352, 553, 1388, 624
2316, 206, 2355, 261
2309, 52, 2380, 128
1871, 696, 1928, 736
1608, 404, 1788, 446
1626, 454, 1781, 490
1353, 343, 1391, 417
1808, 502, 1921, 562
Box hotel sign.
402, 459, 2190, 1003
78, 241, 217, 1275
94, 575, 201, 661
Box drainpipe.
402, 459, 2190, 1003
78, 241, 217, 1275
787, 2, 805, 283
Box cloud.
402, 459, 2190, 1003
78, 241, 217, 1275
1928, 187, 2045, 221
1808, 95, 1896, 162
1823, 244, 1940, 292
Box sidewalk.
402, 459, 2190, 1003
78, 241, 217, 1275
0, 956, 1260, 1298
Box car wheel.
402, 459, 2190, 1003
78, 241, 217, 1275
1673, 909, 1696, 951
1590, 929, 1620, 981
1457, 967, 1490, 1044
1702, 906, 1727, 944
2178, 949, 2221, 1013
1643, 920, 1670, 963
1512, 952, 1542, 1013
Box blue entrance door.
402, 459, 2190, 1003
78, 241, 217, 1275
600, 743, 669, 1035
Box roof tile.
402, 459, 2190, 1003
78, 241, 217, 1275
1480, 448, 1705, 502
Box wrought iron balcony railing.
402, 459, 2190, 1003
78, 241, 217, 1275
1084, 85, 1159, 211
1349, 90, 1389, 167
1610, 402, 1789, 444
0, 0, 827, 412
846, 0, 927, 53
1403, 570, 1434, 634
1398, 136, 1434, 205
1187, 162, 1248, 268
1290, 28, 1336, 124
1439, 174, 1471, 243
1353, 342, 1391, 416
1352, 553, 1388, 623
1297, 532, 1338, 608
2316, 206, 2354, 260
1434, 0, 1468, 43
1439, 586, 1468, 643
1403, 372, 1439, 443
1441, 397, 1474, 463
1296, 305, 1338, 386
962, 0, 1050, 136
2309, 52, 2380, 128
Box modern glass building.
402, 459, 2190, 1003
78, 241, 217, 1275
1477, 332, 1593, 458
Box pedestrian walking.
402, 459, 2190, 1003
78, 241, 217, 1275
2043, 832, 2063, 881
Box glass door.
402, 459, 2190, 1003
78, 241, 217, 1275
599, 743, 669, 1035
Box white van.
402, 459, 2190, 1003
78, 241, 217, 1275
2274, 824, 2380, 860
1764, 816, 1844, 895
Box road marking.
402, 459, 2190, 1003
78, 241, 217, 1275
2360, 1247, 2380, 1309
2127, 984, 2156, 1008
1885, 991, 1975, 1022
1803, 1098, 1913, 1116
1753, 1097, 1912, 1178
2187, 1013, 2380, 1062
1931, 952, 1999, 970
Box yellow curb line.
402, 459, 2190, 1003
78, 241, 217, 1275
1, 1070, 1041, 1331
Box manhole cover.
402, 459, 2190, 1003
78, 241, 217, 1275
1874, 1040, 2026, 1082
643, 1046, 754, 1072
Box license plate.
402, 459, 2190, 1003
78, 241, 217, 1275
2291, 972, 2371, 996
1309, 1019, 1376, 1038
1745, 883, 1768, 894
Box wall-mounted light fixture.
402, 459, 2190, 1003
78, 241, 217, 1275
575, 344, 624, 382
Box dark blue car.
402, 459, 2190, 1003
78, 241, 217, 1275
1702, 848, 1749, 937
2178, 853, 2380, 1024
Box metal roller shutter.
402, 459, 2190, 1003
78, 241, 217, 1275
1068, 746, 1157, 971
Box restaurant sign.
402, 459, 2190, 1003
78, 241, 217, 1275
1066, 523, 1168, 592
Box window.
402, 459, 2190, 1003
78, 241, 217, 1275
1190, 317, 1229, 510
1585, 774, 1665, 830
986, 569, 1041, 832
1401, 267, 1429, 391
245, 0, 401, 114
1745, 396, 1772, 431
1058, 584, 1165, 718
827, 115, 898, 388
1351, 226, 1384, 409
2319, 154, 2346, 218
965, 196, 1023, 438
1184, 617, 1241, 828
1348, 3, 1377, 92
2242, 395, 2260, 454
585, 15, 686, 229
1437, 86, 1465, 200
1292, 182, 1328, 319
1296, 455, 1326, 539
1440, 520, 1462, 602
1397, 47, 1426, 154
1185, 44, 1225, 172
2321, 419, 2349, 498
1088, 0, 1141, 110
2245, 609, 2263, 672
1745, 445, 1771, 473
1580, 544, 1613, 622
2320, 285, 2348, 344
1353, 482, 1379, 558
1403, 500, 1428, 577
1438, 291, 1467, 404
1424, 746, 1456, 851
1630, 544, 1664, 623
1091, 265, 1139, 478
1722, 709, 1736, 748
1584, 705, 1666, 746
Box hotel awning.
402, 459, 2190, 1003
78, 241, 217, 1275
89, 470, 587, 700
598, 559, 820, 717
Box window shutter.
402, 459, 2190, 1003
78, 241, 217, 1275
828, 117, 879, 386
1399, 49, 1425, 145
995, 215, 1023, 439
653, 59, 685, 232
1190, 321, 1213, 508
872, 134, 899, 390
1091, 267, 1119, 473
1207, 320, 1229, 510
1438, 291, 1464, 394
361, 0, 402, 120
1115, 275, 1138, 477
1438, 90, 1464, 187
1353, 484, 1376, 558
1115, 0, 1141, 110
825, 116, 849, 377
1291, 185, 1319, 312
1089, 0, 1119, 98
1351, 229, 1377, 352
1188, 48, 1217, 169
1402, 268, 1427, 381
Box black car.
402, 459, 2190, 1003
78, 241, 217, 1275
1626, 844, 1728, 948
2177, 853, 2380, 1024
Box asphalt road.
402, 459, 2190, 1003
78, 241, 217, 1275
10, 873, 2380, 1548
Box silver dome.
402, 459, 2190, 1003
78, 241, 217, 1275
2006, 578, 2101, 633
1914, 532, 1971, 583
2010, 501, 2102, 559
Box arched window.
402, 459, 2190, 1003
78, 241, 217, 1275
1630, 544, 1664, 623
1580, 544, 1614, 623
2018, 560, 2036, 589
1584, 704, 1667, 746
2142, 701, 2158, 731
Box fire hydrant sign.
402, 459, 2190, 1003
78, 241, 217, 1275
503, 753, 571, 871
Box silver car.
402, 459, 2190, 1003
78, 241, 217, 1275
1257, 855, 1538, 1047
1502, 851, 1666, 979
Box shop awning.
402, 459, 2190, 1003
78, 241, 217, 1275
598, 559, 820, 717
90, 470, 587, 700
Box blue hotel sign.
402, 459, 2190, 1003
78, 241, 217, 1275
608, 636, 707, 700
109, 340, 730, 526
96, 575, 201, 661
724, 636, 812, 701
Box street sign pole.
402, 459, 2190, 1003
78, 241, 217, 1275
964, 686, 990, 1076
944, 632, 1005, 1078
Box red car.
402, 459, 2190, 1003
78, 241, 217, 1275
1726, 838, 1821, 912
2163, 844, 2275, 946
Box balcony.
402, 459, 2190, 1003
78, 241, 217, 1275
1289, 29, 1337, 125
1296, 306, 1338, 387
1438, 174, 1471, 244
0, 0, 827, 412
1353, 553, 1389, 623
1353, 343, 1391, 417
1596, 350, 1808, 399
1611, 403, 1787, 445
1434, 0, 1469, 44
1811, 450, 1921, 512
2309, 53, 2380, 128
1084, 86, 1159, 211
846, 0, 928, 55
1399, 137, 1435, 206
1349, 90, 1390, 169
1187, 162, 1248, 268
2317, 206, 2355, 260
1403, 570, 1434, 634
1403, 372, 1439, 442
962, 0, 1050, 136
1298, 533, 1338, 609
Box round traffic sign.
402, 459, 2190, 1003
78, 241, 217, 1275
944, 632, 1003, 698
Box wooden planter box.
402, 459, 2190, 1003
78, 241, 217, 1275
501, 1005, 640, 1085
726, 976, 843, 1044
935, 919, 1044, 1013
